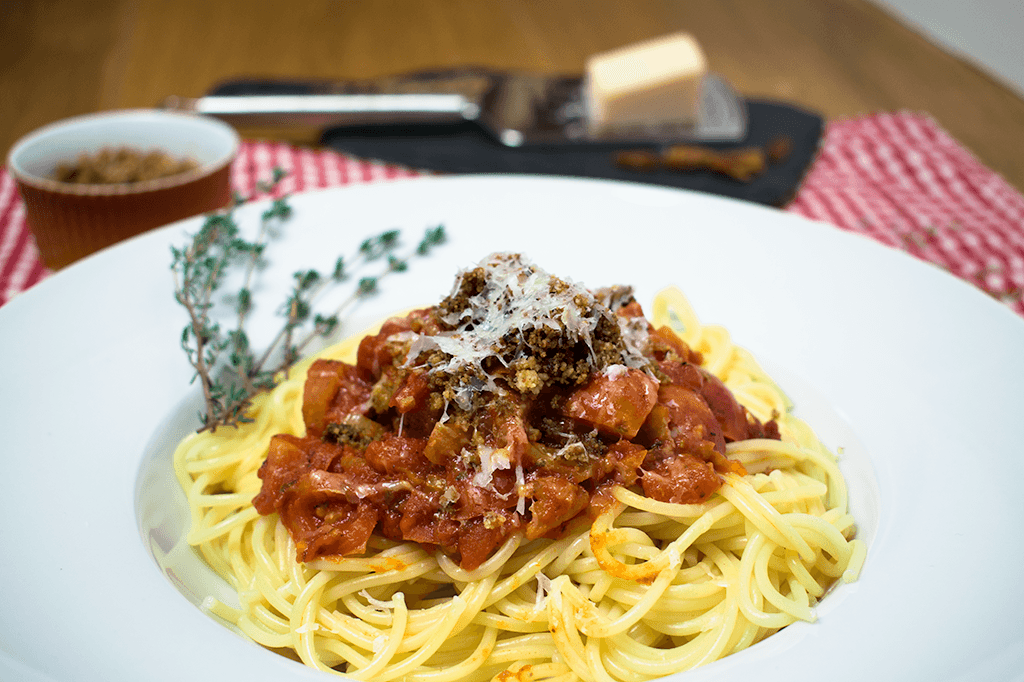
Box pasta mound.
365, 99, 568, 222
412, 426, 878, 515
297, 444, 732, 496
172, 266, 866, 682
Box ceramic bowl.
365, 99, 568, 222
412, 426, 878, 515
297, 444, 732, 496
7, 109, 239, 269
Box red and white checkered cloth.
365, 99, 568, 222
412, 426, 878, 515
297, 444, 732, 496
789, 113, 1024, 309
3, 112, 1023, 314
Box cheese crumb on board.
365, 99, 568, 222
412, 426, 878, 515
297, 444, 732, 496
585, 32, 707, 135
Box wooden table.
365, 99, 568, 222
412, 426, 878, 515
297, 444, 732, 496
5, 0, 1024, 192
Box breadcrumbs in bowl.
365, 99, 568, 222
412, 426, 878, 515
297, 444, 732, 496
7, 109, 239, 270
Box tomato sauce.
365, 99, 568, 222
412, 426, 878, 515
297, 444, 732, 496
254, 255, 779, 569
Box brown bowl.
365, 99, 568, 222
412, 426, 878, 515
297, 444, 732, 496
7, 110, 239, 270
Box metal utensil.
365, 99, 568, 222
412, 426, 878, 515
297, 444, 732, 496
162, 69, 747, 147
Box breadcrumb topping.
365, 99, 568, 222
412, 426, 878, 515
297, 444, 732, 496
405, 253, 651, 408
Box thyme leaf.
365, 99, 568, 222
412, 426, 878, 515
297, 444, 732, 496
172, 172, 446, 432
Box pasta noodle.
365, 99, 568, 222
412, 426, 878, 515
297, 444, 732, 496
174, 283, 865, 682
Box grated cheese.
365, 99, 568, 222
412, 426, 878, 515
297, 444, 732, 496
603, 363, 628, 379
471, 445, 511, 490
401, 253, 651, 406
535, 572, 552, 614
515, 463, 526, 515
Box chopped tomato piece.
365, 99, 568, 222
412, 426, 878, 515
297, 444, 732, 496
657, 359, 704, 391
641, 454, 720, 504
526, 476, 589, 539
364, 435, 430, 477
452, 513, 520, 570
616, 300, 645, 318
253, 434, 309, 514
476, 397, 529, 464
593, 440, 647, 487
302, 360, 371, 438
656, 384, 726, 454
424, 420, 470, 465
398, 490, 441, 544
698, 369, 751, 442
356, 316, 414, 379
389, 370, 431, 414
651, 325, 702, 364
295, 499, 379, 560
565, 368, 659, 438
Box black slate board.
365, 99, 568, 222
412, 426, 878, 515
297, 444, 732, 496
211, 80, 822, 207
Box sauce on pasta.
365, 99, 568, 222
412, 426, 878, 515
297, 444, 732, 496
253, 254, 779, 569
173, 253, 866, 681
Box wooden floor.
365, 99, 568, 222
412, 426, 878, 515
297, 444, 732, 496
4, 0, 1024, 191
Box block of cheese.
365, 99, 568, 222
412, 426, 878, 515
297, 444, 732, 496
585, 32, 707, 135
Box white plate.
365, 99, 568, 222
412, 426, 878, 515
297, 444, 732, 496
2, 176, 1022, 682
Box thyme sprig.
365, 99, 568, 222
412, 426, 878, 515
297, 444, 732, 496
172, 171, 446, 432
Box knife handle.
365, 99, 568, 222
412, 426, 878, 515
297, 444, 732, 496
162, 93, 480, 128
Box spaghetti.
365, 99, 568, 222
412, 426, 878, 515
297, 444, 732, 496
174, 256, 865, 681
